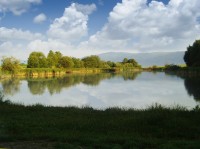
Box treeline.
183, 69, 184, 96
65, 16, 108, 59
1, 50, 141, 73
27, 50, 141, 69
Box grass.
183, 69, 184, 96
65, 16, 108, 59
0, 97, 200, 149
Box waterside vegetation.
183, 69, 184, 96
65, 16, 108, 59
0, 50, 141, 79
0, 95, 200, 149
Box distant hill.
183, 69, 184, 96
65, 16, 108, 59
98, 51, 185, 67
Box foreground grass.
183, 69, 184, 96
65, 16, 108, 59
0, 101, 200, 149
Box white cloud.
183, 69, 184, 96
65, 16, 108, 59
0, 27, 44, 60
47, 3, 96, 42
83, 0, 200, 52
0, 0, 42, 15
27, 39, 98, 58
74, 3, 96, 15
2, 1, 200, 61
0, 3, 98, 61
0, 41, 25, 59
0, 27, 44, 42
33, 13, 47, 24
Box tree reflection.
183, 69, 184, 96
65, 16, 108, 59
122, 72, 141, 81
28, 79, 46, 95
82, 73, 114, 86
184, 77, 200, 102
165, 71, 200, 102
27, 73, 140, 95
1, 79, 21, 96
0, 72, 140, 96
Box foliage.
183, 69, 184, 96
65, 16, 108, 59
47, 50, 56, 68
72, 58, 84, 68
107, 61, 116, 67
1, 50, 141, 71
99, 61, 110, 68
122, 58, 128, 64
58, 56, 74, 68
121, 58, 141, 68
1, 57, 21, 73
128, 58, 140, 67
0, 102, 200, 148
27, 52, 48, 68
47, 50, 63, 68
184, 40, 200, 67
82, 55, 101, 68
164, 64, 181, 71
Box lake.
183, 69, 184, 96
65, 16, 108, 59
0, 72, 199, 109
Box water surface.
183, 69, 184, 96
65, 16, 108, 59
0, 72, 199, 109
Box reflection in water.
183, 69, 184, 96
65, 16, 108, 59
0, 72, 199, 109
0, 73, 140, 96
1, 79, 21, 96
122, 72, 139, 80
184, 77, 200, 102
28, 80, 46, 95
165, 72, 200, 102
27, 73, 140, 95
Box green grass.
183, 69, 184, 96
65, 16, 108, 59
0, 99, 200, 149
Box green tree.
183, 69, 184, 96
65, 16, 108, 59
47, 50, 56, 68
72, 58, 84, 68
128, 59, 140, 67
1, 57, 21, 73
82, 55, 101, 68
123, 58, 128, 64
27, 52, 48, 68
58, 56, 74, 68
107, 61, 116, 67
115, 62, 123, 68
54, 51, 62, 67
184, 40, 200, 67
99, 61, 110, 68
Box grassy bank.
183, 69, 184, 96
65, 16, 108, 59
144, 65, 200, 76
0, 68, 135, 79
0, 99, 200, 149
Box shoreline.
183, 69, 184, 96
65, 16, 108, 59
0, 102, 200, 148
0, 68, 141, 79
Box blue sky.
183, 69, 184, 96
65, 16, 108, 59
0, 0, 122, 34
0, 0, 200, 60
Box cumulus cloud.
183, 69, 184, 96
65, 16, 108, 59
83, 0, 200, 52
0, 41, 25, 59
0, 27, 44, 42
33, 13, 47, 24
47, 3, 96, 42
0, 0, 42, 15
0, 3, 97, 60
0, 27, 44, 59
27, 39, 98, 58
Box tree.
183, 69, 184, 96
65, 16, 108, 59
99, 61, 110, 68
47, 50, 56, 68
54, 51, 62, 67
128, 59, 140, 67
72, 58, 84, 68
82, 55, 101, 68
107, 61, 116, 67
123, 58, 128, 64
27, 52, 48, 68
121, 58, 140, 68
58, 56, 74, 68
1, 57, 21, 73
184, 40, 200, 67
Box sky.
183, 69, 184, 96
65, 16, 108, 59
0, 0, 200, 61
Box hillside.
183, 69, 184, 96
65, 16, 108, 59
99, 51, 185, 67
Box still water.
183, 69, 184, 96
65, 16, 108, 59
0, 72, 199, 109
